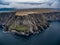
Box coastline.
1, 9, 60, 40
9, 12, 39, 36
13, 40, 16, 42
0, 9, 60, 36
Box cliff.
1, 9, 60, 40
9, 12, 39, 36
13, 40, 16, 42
11, 14, 49, 36
0, 12, 49, 36
0, 9, 60, 36
42, 12, 60, 21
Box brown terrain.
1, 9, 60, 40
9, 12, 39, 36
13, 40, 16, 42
0, 9, 60, 36
16, 9, 57, 16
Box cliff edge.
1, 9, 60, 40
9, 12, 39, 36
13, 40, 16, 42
0, 9, 60, 36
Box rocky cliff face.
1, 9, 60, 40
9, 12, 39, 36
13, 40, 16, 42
0, 11, 60, 36
0, 12, 49, 36
13, 14, 49, 35
42, 12, 60, 21
0, 12, 15, 25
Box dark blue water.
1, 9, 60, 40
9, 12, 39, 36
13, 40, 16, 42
0, 21, 60, 45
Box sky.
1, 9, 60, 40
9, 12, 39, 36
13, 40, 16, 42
0, 0, 60, 9
2, 0, 50, 2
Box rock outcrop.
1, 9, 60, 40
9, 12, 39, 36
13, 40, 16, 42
12, 14, 49, 36
42, 12, 60, 21
0, 10, 60, 36
0, 11, 49, 36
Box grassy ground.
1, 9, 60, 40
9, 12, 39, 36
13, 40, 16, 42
9, 24, 28, 32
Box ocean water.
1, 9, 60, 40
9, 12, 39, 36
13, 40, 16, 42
0, 21, 60, 45
0, 8, 60, 12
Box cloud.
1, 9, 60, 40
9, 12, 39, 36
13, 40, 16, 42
51, 0, 60, 8
6, 0, 40, 2
0, 4, 11, 8
3, 0, 48, 2
0, 2, 50, 9
0, 0, 60, 9
9, 3, 50, 9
